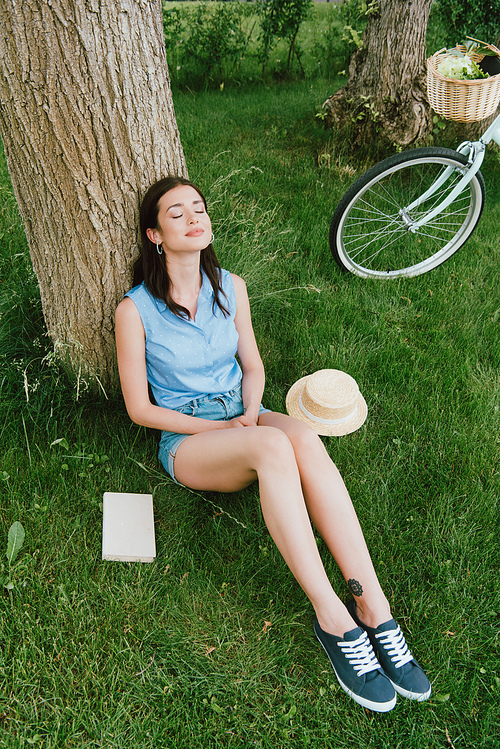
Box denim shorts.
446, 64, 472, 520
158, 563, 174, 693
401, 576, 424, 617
158, 386, 270, 484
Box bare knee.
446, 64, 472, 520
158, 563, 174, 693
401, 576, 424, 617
258, 413, 331, 465
251, 425, 296, 469
286, 419, 327, 457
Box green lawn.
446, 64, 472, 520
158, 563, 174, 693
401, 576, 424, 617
1, 74, 499, 747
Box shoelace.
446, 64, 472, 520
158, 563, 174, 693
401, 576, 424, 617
375, 625, 414, 668
337, 631, 381, 676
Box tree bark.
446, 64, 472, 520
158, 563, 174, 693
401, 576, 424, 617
324, 0, 434, 150
0, 0, 186, 389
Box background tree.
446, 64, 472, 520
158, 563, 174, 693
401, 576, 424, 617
323, 0, 434, 150
258, 0, 313, 77
0, 0, 186, 389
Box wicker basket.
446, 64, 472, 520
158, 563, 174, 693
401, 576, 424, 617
427, 46, 500, 122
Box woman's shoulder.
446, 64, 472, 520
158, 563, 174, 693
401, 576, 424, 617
228, 272, 246, 293
118, 282, 162, 323
124, 281, 147, 301
218, 268, 244, 289
226, 272, 247, 294
219, 270, 248, 309
115, 294, 142, 327
123, 282, 161, 311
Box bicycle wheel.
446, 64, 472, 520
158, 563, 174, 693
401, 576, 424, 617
330, 147, 485, 279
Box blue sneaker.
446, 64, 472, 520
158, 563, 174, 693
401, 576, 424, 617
347, 600, 431, 701
314, 620, 397, 712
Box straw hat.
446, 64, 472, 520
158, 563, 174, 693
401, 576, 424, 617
286, 369, 367, 436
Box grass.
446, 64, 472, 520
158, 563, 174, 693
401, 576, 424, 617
1, 63, 500, 749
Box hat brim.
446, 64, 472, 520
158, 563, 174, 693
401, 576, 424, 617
285, 375, 368, 436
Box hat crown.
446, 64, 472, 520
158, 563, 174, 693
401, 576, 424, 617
286, 369, 368, 436
302, 370, 359, 421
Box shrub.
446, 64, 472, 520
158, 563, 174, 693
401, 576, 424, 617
433, 0, 500, 47
163, 2, 254, 88
258, 0, 314, 76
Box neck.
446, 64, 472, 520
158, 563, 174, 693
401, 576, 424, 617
164, 253, 203, 314
165, 252, 202, 297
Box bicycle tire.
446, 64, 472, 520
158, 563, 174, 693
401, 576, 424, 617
330, 147, 486, 279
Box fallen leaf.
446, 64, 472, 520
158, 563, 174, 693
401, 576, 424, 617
434, 693, 450, 703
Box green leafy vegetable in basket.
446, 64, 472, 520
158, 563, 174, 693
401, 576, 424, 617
438, 52, 489, 80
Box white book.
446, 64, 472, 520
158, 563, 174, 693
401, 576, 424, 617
102, 492, 156, 563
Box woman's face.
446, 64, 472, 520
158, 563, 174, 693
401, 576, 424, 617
147, 184, 212, 256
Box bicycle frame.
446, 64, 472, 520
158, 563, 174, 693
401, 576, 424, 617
402, 112, 500, 232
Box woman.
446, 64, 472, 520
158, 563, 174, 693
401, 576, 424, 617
115, 176, 431, 712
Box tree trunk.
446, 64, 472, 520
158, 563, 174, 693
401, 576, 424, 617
324, 0, 434, 150
0, 0, 186, 389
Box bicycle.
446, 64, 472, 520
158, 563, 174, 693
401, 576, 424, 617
329, 111, 500, 279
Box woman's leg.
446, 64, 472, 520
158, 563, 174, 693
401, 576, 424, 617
173, 425, 356, 636
174, 417, 430, 708
258, 412, 391, 630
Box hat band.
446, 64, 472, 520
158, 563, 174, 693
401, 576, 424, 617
298, 394, 354, 426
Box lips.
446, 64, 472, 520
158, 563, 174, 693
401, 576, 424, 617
185, 228, 204, 237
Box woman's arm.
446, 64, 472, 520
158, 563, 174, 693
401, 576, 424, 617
115, 297, 239, 433
231, 274, 266, 426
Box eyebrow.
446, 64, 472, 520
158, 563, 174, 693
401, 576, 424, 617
166, 199, 204, 211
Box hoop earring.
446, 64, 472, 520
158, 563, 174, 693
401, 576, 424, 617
210, 232, 215, 243
156, 242, 163, 255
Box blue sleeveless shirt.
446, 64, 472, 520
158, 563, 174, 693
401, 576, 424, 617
125, 270, 242, 409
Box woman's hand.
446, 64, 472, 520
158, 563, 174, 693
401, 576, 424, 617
225, 411, 258, 429
225, 418, 246, 429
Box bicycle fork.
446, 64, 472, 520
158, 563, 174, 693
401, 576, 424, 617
401, 142, 486, 233
402, 112, 500, 233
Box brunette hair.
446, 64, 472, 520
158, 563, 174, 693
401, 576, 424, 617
133, 176, 229, 319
